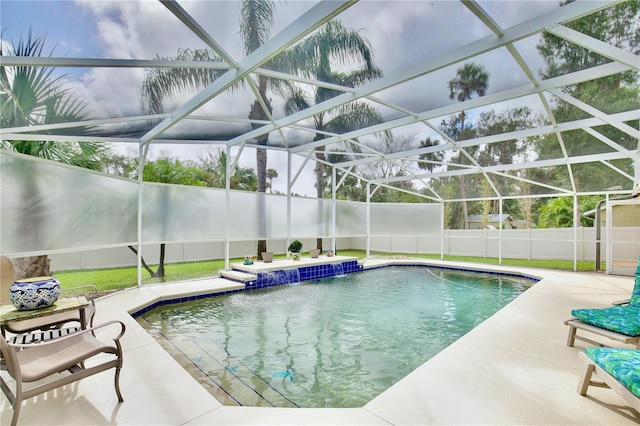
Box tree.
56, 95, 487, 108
537, 195, 601, 228
240, 0, 278, 258
448, 63, 489, 137
446, 62, 489, 228
141, 157, 207, 186
140, 7, 384, 256
538, 1, 639, 81
140, 1, 312, 259
417, 137, 444, 173
474, 107, 537, 221
127, 156, 208, 278
199, 148, 257, 191
535, 1, 639, 192
1, 30, 106, 168
282, 19, 383, 250
266, 168, 278, 193
358, 132, 423, 203
101, 151, 138, 179
1, 30, 107, 278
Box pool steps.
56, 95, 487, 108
218, 270, 257, 285
217, 256, 540, 289
227, 257, 362, 289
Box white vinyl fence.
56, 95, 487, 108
2, 151, 637, 276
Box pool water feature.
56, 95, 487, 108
260, 269, 301, 287
330, 263, 344, 276
139, 266, 535, 408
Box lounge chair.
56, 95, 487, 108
577, 347, 640, 412
565, 274, 640, 349
0, 320, 125, 426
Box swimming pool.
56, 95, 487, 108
139, 266, 535, 408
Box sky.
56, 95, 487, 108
1, 0, 559, 196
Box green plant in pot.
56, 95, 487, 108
288, 240, 303, 261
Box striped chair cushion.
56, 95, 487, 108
8, 327, 81, 345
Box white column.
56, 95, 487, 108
331, 166, 337, 253
605, 197, 613, 275
136, 143, 148, 288
440, 202, 445, 260
499, 199, 503, 265
366, 183, 371, 257
224, 145, 231, 271
573, 194, 579, 272
287, 152, 292, 255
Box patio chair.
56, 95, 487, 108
565, 274, 640, 349
3, 285, 99, 345
577, 347, 640, 412
0, 256, 16, 305
0, 320, 125, 426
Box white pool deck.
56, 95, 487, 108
2, 257, 639, 425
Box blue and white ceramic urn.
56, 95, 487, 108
9, 276, 61, 311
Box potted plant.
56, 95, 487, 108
288, 240, 303, 261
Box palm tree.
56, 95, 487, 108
447, 62, 489, 228
448, 63, 489, 136
1, 31, 105, 167
141, 0, 282, 259
1, 30, 106, 278
282, 20, 383, 250
418, 136, 444, 173
200, 149, 258, 191
240, 0, 275, 189
266, 168, 278, 192
141, 6, 384, 257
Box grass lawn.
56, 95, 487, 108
53, 250, 601, 296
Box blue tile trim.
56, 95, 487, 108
134, 261, 361, 317
223, 276, 257, 286
363, 263, 540, 283
132, 261, 533, 318
243, 260, 361, 290
132, 288, 245, 317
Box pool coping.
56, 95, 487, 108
130, 257, 541, 319
2, 258, 638, 425
133, 259, 541, 409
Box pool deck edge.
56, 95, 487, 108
1, 261, 638, 425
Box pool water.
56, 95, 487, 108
139, 266, 533, 408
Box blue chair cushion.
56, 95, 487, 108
571, 306, 640, 337
585, 348, 640, 398
630, 274, 640, 306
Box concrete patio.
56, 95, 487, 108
1, 259, 639, 425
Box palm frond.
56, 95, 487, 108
284, 86, 311, 116
140, 49, 226, 114
274, 19, 382, 82
240, 0, 276, 55
1, 29, 106, 168
325, 102, 383, 134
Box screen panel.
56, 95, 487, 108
1, 153, 138, 254
370, 203, 442, 236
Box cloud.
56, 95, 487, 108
2, 0, 568, 197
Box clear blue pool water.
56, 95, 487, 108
140, 266, 533, 408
